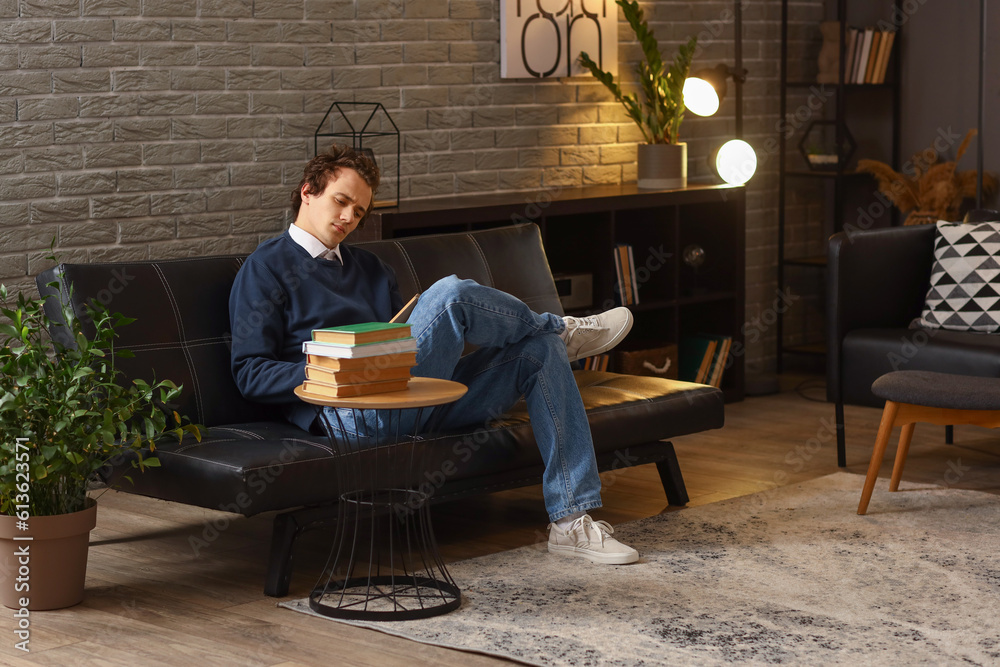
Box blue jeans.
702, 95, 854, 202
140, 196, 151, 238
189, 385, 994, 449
321, 275, 603, 522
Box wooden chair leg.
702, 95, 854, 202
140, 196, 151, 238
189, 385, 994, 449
889, 423, 915, 492
858, 400, 899, 515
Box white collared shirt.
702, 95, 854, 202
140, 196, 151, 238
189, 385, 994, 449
288, 223, 344, 264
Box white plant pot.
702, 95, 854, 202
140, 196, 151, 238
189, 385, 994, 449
637, 142, 687, 189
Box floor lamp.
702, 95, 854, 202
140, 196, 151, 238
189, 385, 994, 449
976, 0, 986, 208
965, 0, 997, 222
682, 0, 757, 186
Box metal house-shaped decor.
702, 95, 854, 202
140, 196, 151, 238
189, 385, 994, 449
314, 102, 400, 208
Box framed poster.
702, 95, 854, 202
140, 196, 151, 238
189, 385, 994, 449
500, 0, 618, 79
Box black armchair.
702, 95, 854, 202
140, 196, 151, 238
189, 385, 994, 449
827, 224, 1000, 466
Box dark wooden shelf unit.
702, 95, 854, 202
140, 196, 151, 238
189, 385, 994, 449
371, 183, 746, 402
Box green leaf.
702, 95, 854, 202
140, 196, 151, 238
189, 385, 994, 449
33, 464, 47, 480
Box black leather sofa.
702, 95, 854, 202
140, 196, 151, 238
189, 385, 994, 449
37, 223, 725, 596
827, 224, 1000, 466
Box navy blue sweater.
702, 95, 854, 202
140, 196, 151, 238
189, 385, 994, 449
229, 231, 404, 431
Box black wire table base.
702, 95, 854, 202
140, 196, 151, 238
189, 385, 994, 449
308, 402, 462, 621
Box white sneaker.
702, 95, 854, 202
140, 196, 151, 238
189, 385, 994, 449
561, 307, 634, 363
547, 515, 639, 565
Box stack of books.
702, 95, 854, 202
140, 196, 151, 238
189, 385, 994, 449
582, 354, 610, 371
679, 334, 732, 388
613, 243, 640, 305
842, 26, 896, 84
300, 322, 418, 397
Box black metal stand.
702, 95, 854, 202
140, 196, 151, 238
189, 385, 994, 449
308, 405, 460, 621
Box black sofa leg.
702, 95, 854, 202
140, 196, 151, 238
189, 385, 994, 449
836, 402, 846, 468
945, 425, 954, 444
655, 442, 689, 506
264, 511, 302, 597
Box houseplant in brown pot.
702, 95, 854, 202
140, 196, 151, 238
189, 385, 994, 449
579, 0, 697, 189
0, 281, 199, 610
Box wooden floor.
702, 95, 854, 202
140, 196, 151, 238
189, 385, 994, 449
3, 375, 999, 666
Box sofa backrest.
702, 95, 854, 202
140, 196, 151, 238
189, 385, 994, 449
35, 223, 562, 428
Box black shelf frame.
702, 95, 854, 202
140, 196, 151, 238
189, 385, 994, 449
776, 0, 902, 372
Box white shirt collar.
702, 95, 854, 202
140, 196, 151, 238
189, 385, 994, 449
288, 223, 343, 263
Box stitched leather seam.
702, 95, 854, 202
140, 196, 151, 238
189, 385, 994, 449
392, 241, 421, 290
118, 337, 229, 352
161, 449, 242, 469
468, 235, 495, 287
174, 438, 238, 452
153, 264, 203, 422
212, 427, 265, 439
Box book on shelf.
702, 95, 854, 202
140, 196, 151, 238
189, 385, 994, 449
312, 321, 412, 345
301, 377, 410, 398
613, 243, 639, 305
680, 334, 732, 387
626, 244, 639, 304
306, 351, 418, 371
868, 30, 888, 83
582, 354, 610, 372
302, 336, 417, 359
864, 30, 881, 83
304, 363, 413, 385
875, 31, 896, 83
705, 335, 732, 388
840, 26, 895, 85
855, 27, 873, 83
842, 27, 858, 83
679, 336, 717, 384
613, 244, 630, 305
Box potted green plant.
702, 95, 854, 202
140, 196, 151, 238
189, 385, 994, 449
578, 0, 697, 189
0, 281, 199, 610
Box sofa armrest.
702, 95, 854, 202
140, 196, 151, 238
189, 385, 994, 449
826, 225, 937, 401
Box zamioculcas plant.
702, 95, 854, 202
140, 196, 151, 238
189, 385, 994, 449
579, 0, 697, 145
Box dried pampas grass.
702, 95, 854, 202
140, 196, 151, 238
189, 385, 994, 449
856, 128, 997, 224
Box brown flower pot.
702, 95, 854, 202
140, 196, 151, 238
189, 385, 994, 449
0, 500, 97, 610
904, 210, 939, 226
637, 142, 687, 189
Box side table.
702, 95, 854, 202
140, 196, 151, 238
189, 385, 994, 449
294, 377, 468, 621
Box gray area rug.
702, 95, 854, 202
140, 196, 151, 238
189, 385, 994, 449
281, 473, 1000, 665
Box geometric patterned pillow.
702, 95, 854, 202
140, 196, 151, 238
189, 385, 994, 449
919, 220, 1000, 332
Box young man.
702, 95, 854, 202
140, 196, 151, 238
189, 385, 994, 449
230, 145, 639, 564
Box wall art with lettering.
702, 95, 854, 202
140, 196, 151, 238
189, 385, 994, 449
500, 0, 618, 79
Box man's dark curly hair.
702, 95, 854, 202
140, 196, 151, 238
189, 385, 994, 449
292, 144, 381, 223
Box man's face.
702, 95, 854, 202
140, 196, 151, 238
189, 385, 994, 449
294, 167, 373, 249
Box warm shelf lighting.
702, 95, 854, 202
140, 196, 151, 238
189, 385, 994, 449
714, 139, 757, 186
683, 76, 721, 117
684, 64, 730, 117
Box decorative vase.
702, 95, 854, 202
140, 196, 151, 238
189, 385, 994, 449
904, 210, 939, 226
637, 143, 687, 190
816, 21, 841, 83
0, 500, 97, 610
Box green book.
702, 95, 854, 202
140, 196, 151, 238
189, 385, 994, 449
312, 322, 412, 345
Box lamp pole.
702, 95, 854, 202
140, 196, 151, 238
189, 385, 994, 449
734, 0, 744, 140
977, 0, 986, 208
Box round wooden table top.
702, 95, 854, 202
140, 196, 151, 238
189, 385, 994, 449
294, 376, 467, 409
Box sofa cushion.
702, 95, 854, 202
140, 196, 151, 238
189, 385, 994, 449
920, 220, 1000, 332
841, 327, 1000, 407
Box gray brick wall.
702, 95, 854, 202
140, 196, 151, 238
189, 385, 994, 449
0, 0, 826, 371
